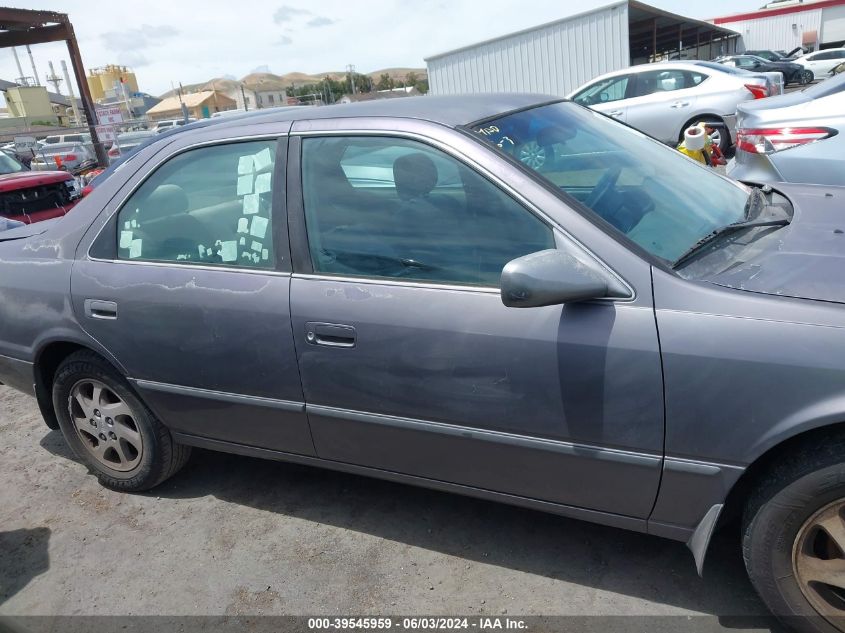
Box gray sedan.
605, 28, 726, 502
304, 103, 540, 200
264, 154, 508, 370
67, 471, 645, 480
30, 142, 96, 173
729, 73, 845, 187
0, 95, 844, 632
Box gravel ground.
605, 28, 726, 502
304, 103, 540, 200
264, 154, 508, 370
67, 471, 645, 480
0, 384, 782, 631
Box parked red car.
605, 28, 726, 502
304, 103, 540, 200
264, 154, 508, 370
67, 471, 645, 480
0, 150, 81, 224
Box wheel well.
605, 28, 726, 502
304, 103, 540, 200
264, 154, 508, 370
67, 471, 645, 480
33, 342, 92, 430
718, 422, 845, 528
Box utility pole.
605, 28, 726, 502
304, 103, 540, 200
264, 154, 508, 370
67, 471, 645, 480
46, 61, 62, 94
346, 64, 356, 95
240, 83, 248, 111
61, 60, 82, 126
11, 48, 25, 84
26, 45, 41, 85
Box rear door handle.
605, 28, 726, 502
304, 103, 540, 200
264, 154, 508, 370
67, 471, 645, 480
84, 299, 118, 320
305, 322, 356, 348
670, 101, 690, 108
608, 110, 624, 117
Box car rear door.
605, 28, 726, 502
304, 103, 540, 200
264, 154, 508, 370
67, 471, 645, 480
623, 69, 699, 143
285, 117, 665, 521
71, 122, 315, 456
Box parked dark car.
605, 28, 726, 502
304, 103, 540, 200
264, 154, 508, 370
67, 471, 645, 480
1, 95, 844, 632
715, 54, 811, 86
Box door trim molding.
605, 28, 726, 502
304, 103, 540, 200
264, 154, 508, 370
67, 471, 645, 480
132, 379, 305, 412
307, 404, 661, 466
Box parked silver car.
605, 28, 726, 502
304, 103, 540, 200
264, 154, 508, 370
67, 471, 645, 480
569, 61, 776, 151
729, 74, 845, 186
30, 142, 96, 173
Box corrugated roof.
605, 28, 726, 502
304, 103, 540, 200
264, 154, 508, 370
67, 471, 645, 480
146, 90, 220, 114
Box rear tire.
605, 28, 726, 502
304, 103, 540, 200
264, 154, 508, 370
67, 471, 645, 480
52, 351, 191, 491
800, 69, 815, 85
743, 436, 845, 633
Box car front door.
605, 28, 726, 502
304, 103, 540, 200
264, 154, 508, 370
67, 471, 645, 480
623, 69, 700, 143
285, 119, 665, 520
71, 124, 315, 456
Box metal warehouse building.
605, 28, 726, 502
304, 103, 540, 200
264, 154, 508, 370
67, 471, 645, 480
713, 0, 845, 53
425, 0, 739, 97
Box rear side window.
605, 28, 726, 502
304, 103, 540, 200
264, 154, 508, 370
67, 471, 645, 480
115, 140, 277, 268
633, 70, 700, 97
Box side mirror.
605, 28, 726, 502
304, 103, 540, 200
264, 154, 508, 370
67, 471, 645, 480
500, 249, 610, 308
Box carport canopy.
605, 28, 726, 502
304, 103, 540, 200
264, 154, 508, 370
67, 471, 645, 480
628, 0, 740, 64
0, 7, 107, 165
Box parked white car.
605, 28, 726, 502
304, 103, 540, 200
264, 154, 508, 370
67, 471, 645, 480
152, 118, 198, 134
793, 47, 845, 80
569, 61, 777, 151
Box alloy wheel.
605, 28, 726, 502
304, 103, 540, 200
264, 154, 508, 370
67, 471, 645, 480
793, 498, 845, 627
68, 379, 143, 472
518, 141, 547, 169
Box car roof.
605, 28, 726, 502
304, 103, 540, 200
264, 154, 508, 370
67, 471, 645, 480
196, 94, 556, 133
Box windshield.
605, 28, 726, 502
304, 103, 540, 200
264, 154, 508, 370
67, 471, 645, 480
469, 101, 750, 262
0, 152, 25, 174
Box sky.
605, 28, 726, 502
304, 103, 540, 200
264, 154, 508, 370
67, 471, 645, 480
5, 0, 763, 99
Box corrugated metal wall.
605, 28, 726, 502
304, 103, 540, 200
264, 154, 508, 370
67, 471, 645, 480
426, 3, 629, 97
718, 9, 823, 51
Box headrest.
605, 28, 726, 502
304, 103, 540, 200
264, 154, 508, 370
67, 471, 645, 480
141, 184, 189, 220
393, 153, 438, 201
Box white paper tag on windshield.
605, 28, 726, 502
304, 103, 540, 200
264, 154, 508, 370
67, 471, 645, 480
238, 155, 254, 175
237, 174, 253, 196
253, 147, 273, 172
242, 193, 259, 215
239, 237, 246, 246
262, 249, 269, 261
250, 215, 268, 239
237, 217, 248, 233
251, 240, 262, 252
254, 172, 271, 194
129, 239, 142, 259
119, 231, 133, 249
220, 240, 238, 262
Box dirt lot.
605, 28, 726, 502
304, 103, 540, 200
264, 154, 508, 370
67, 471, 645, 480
0, 384, 783, 630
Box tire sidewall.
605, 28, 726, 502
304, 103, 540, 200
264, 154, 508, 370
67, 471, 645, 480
745, 463, 845, 633
53, 357, 163, 488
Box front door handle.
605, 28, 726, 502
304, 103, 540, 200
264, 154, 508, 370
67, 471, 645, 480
84, 299, 118, 320
305, 322, 356, 348
670, 101, 690, 108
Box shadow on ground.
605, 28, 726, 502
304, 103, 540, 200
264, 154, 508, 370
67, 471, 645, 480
40, 430, 785, 631
0, 528, 50, 606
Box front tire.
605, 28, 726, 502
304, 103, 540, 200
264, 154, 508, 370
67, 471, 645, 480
800, 69, 815, 85
52, 351, 191, 491
743, 437, 845, 633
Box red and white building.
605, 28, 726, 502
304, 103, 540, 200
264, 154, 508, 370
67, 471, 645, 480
712, 0, 845, 53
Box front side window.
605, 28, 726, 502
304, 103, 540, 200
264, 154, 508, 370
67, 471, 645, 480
116, 140, 276, 268
471, 102, 750, 263
572, 76, 630, 106
301, 136, 554, 287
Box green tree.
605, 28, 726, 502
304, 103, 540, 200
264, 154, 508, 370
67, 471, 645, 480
376, 73, 394, 91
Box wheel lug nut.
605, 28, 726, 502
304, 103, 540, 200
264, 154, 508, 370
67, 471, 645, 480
106, 418, 113, 426
90, 419, 96, 426
98, 433, 107, 441
108, 432, 117, 440
94, 409, 101, 417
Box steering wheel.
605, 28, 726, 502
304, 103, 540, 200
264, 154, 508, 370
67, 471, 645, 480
585, 166, 621, 209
